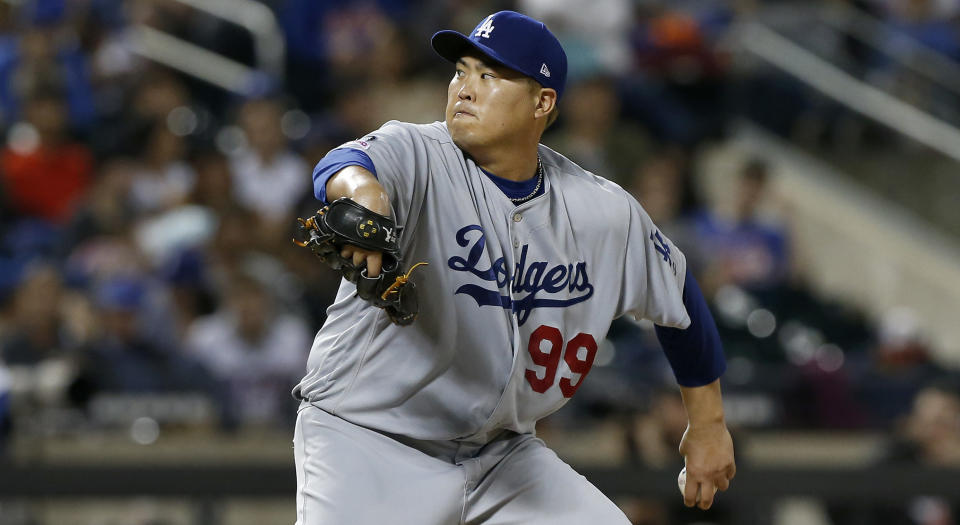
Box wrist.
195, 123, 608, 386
352, 186, 391, 216
687, 413, 726, 429
326, 166, 391, 216
679, 379, 726, 428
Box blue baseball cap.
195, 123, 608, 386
432, 11, 568, 99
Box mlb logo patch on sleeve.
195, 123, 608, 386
341, 136, 377, 150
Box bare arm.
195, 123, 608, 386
678, 379, 736, 509
325, 166, 392, 277
326, 165, 391, 215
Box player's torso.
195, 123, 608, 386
297, 123, 632, 442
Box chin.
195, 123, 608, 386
448, 122, 478, 149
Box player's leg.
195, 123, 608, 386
463, 437, 631, 525
293, 403, 464, 525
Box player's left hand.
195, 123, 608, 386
294, 198, 426, 325
678, 420, 735, 510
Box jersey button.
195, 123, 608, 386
513, 213, 522, 222
513, 239, 520, 248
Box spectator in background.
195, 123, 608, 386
519, 0, 634, 77
157, 248, 215, 341
545, 75, 651, 185
694, 159, 791, 293
361, 25, 446, 128
279, 0, 416, 110
62, 157, 135, 254
189, 148, 236, 216
628, 150, 707, 274
93, 68, 190, 158
0, 263, 82, 411
892, 383, 960, 466
230, 98, 309, 236
834, 383, 960, 525
129, 120, 196, 215
0, 4, 96, 131
629, 387, 690, 469
624, 3, 731, 144
79, 277, 210, 394
200, 204, 279, 297
0, 263, 72, 366
885, 0, 960, 61
0, 87, 93, 224
854, 307, 947, 427
184, 273, 309, 427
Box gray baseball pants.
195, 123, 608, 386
293, 403, 630, 524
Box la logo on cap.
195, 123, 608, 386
475, 15, 495, 38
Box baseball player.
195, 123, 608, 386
292, 11, 735, 524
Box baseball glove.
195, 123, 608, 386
293, 198, 426, 325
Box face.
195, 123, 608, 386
26, 97, 67, 138
445, 53, 544, 152
230, 285, 269, 341
241, 100, 284, 154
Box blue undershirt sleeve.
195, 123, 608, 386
654, 268, 727, 387
311, 148, 378, 204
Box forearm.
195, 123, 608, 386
680, 378, 726, 426
326, 166, 391, 216
655, 268, 726, 386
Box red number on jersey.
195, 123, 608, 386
524, 325, 564, 393
559, 332, 598, 398
525, 325, 599, 398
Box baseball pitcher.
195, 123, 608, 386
291, 10, 735, 524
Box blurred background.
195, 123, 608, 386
1, 0, 960, 523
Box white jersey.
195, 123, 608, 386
293, 121, 689, 444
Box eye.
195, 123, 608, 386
481, 72, 496, 79
454, 69, 465, 78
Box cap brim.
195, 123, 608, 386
430, 30, 526, 77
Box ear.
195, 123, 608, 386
534, 88, 558, 121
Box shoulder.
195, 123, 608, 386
540, 145, 635, 218
351, 120, 452, 148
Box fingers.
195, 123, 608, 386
340, 246, 383, 278
682, 474, 698, 508
366, 253, 382, 278
682, 468, 730, 510
352, 250, 366, 268
697, 480, 717, 510
716, 476, 731, 492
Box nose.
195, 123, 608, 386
457, 77, 475, 101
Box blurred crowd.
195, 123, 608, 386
0, 0, 959, 501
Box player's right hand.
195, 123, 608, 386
341, 245, 383, 277
678, 420, 736, 510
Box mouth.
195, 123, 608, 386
453, 110, 476, 118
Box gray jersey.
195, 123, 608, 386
293, 121, 689, 443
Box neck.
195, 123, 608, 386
470, 143, 540, 182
